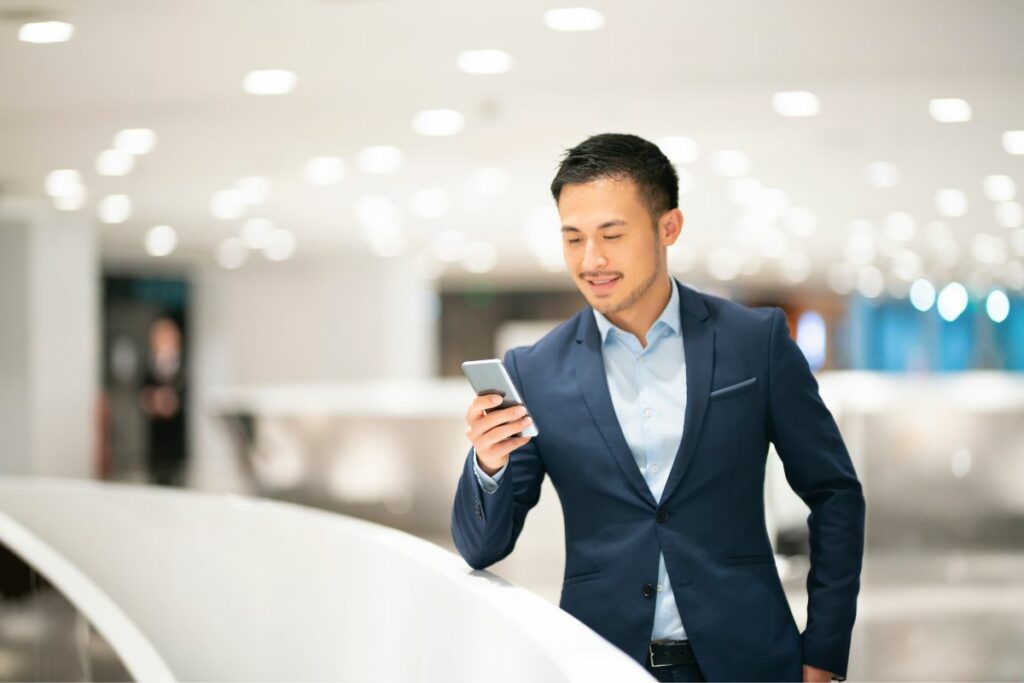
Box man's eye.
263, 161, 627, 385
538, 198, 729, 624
605, 235, 622, 240
567, 238, 582, 244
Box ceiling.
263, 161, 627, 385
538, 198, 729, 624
1, 0, 1023, 291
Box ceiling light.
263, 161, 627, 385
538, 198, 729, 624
710, 150, 752, 177
217, 237, 249, 270
986, 290, 1010, 323
857, 266, 885, 299
656, 136, 699, 164
772, 91, 820, 117
780, 251, 811, 284
303, 157, 345, 185
456, 49, 514, 75
468, 167, 509, 196
865, 162, 900, 189
98, 194, 132, 224
114, 129, 156, 155
929, 98, 972, 123
18, 21, 73, 44
708, 248, 741, 281
95, 149, 135, 176
937, 282, 969, 321
909, 279, 936, 312
935, 189, 968, 217
995, 201, 1024, 228
412, 109, 465, 136
410, 188, 450, 220
826, 263, 855, 295
243, 69, 296, 95
53, 185, 87, 211
461, 241, 498, 273
357, 146, 403, 174
361, 221, 407, 258
1001, 131, 1024, 155
983, 175, 1016, 202
972, 233, 1008, 264
241, 218, 275, 249
355, 196, 400, 229
234, 176, 271, 205
44, 169, 82, 197
264, 229, 297, 261
883, 212, 916, 242
543, 7, 605, 32
432, 229, 468, 262
210, 189, 246, 220
784, 207, 817, 237
846, 219, 877, 265
144, 225, 177, 257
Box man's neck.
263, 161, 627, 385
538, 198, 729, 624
604, 275, 674, 348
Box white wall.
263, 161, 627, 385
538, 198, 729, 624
0, 199, 98, 477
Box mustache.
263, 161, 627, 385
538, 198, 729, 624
580, 272, 622, 279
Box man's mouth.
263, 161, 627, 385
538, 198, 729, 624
585, 276, 621, 294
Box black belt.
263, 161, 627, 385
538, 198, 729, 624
648, 639, 695, 668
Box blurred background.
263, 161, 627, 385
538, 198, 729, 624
1, 0, 1023, 680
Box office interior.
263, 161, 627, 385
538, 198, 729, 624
1, 1, 1023, 681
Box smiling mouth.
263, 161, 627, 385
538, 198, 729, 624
585, 275, 621, 293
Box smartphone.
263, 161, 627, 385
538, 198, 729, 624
461, 359, 539, 438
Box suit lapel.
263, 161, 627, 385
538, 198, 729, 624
660, 281, 715, 504
572, 313, 658, 508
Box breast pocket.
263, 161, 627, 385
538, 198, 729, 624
709, 376, 758, 401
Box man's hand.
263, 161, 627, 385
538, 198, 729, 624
465, 394, 534, 475
803, 664, 834, 682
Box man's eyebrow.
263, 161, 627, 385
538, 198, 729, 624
560, 220, 627, 233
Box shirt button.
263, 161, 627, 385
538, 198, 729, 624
642, 583, 655, 598
649, 464, 659, 474
657, 584, 664, 592
638, 357, 645, 363
643, 408, 652, 418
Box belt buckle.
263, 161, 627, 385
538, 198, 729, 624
648, 642, 671, 668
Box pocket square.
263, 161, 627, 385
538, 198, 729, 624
710, 376, 757, 399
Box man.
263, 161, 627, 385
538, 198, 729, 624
451, 133, 865, 682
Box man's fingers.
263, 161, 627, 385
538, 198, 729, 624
466, 404, 526, 441
479, 416, 533, 451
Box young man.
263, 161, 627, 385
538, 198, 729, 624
451, 133, 865, 682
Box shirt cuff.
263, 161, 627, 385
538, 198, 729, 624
472, 449, 507, 494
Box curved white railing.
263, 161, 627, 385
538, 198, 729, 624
0, 477, 649, 682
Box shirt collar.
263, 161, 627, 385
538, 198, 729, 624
592, 277, 681, 344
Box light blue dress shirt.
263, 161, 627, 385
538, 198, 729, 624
474, 278, 688, 641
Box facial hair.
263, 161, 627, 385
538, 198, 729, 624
592, 237, 663, 317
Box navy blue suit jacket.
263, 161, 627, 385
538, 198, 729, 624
452, 280, 865, 681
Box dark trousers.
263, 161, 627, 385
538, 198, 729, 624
644, 659, 707, 682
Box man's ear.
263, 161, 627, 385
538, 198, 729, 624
660, 209, 684, 246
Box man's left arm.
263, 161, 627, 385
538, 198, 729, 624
765, 308, 866, 682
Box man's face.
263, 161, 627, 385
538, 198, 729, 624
558, 176, 675, 316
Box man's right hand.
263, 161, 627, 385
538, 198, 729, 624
465, 394, 534, 476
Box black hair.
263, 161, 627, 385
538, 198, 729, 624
550, 133, 679, 221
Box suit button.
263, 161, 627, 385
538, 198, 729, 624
656, 508, 668, 523
642, 583, 655, 598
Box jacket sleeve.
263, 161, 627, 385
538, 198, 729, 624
451, 347, 546, 570
766, 308, 866, 680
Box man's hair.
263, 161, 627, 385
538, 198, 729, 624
550, 133, 679, 221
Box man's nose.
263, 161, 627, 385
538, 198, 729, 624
582, 240, 608, 271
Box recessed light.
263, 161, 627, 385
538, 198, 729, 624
983, 175, 1016, 202
243, 70, 296, 95
883, 212, 916, 242
44, 169, 82, 197
934, 189, 968, 217
986, 290, 1010, 323
234, 176, 271, 205
656, 136, 699, 164
114, 129, 156, 155
210, 189, 246, 220
543, 7, 605, 32
264, 229, 297, 261
929, 98, 971, 123
98, 195, 132, 224
457, 49, 514, 75
53, 186, 87, 211
241, 218, 275, 249
937, 282, 969, 321
995, 201, 1024, 228
18, 21, 73, 44
144, 225, 177, 257
1003, 131, 1024, 155
217, 237, 249, 269
95, 149, 135, 177
357, 146, 403, 174
909, 279, 936, 312
303, 157, 345, 185
772, 91, 820, 117
865, 162, 900, 189
412, 109, 465, 136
